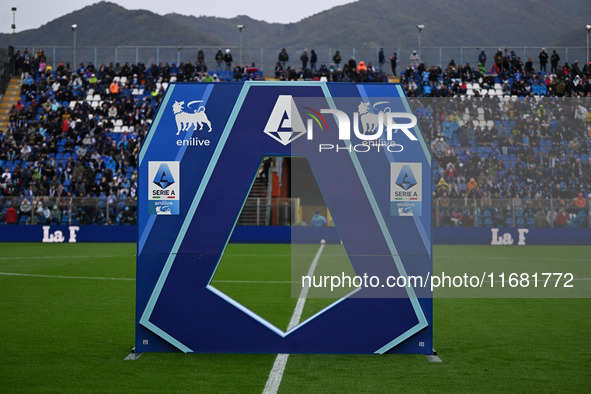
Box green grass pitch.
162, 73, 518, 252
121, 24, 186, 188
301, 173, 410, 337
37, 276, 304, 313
0, 243, 589, 392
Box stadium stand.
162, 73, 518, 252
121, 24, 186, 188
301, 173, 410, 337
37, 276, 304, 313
0, 48, 589, 228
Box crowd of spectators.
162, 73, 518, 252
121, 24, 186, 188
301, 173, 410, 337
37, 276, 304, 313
1, 47, 590, 227
272, 48, 389, 83
414, 94, 590, 227
400, 48, 591, 98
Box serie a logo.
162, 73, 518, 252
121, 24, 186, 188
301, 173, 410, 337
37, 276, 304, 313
148, 161, 180, 215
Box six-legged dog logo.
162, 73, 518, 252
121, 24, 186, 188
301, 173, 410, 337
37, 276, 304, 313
172, 100, 212, 135
357, 101, 391, 135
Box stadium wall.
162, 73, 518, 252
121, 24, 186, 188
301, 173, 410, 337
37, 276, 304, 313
0, 225, 589, 245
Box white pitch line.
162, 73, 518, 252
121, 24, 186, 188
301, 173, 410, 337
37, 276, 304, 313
0, 272, 134, 281
287, 243, 324, 331
262, 242, 325, 394
262, 353, 289, 394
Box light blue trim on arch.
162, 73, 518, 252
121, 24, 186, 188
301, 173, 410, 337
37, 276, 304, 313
355, 85, 432, 258
374, 321, 427, 354
207, 284, 363, 338
284, 287, 362, 336
323, 83, 429, 353
139, 83, 250, 348
138, 215, 156, 255
395, 84, 431, 166
137, 85, 176, 257
343, 138, 429, 353
138, 85, 176, 167
413, 214, 432, 259
207, 285, 285, 337
141, 319, 193, 353
138, 84, 214, 255
348, 84, 430, 353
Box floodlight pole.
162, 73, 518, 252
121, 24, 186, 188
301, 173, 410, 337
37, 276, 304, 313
71, 24, 77, 69
11, 7, 16, 47
416, 25, 424, 64
237, 25, 245, 66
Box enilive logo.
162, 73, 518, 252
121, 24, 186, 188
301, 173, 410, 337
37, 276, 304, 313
263, 95, 419, 149
173, 100, 211, 134
173, 100, 212, 147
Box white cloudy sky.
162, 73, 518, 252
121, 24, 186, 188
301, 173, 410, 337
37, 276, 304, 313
1, 0, 357, 33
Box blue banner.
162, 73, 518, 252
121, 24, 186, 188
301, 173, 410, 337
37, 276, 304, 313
0, 225, 588, 245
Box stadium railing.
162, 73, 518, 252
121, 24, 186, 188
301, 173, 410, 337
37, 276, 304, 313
12, 45, 587, 77
0, 196, 588, 228
434, 197, 590, 228
0, 196, 136, 226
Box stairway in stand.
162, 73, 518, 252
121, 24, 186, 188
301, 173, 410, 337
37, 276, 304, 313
0, 77, 20, 131
237, 178, 269, 226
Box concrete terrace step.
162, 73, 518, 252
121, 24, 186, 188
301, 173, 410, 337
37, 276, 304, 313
0, 78, 23, 122
3, 96, 19, 103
